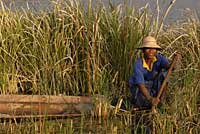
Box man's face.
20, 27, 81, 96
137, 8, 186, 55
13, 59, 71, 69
143, 48, 157, 59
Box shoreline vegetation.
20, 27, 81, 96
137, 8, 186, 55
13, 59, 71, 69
0, 0, 199, 133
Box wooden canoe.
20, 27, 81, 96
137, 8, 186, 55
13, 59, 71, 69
1, 95, 198, 119
0, 95, 104, 118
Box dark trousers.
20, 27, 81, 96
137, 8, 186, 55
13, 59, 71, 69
130, 71, 167, 108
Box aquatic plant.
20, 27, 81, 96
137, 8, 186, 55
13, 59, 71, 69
0, 0, 199, 133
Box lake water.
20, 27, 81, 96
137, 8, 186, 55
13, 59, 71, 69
1, 0, 199, 23
1, 0, 199, 10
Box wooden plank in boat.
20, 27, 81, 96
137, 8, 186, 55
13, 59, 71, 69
0, 95, 92, 104
0, 95, 100, 117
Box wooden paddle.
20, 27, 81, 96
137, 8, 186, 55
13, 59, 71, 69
152, 53, 180, 112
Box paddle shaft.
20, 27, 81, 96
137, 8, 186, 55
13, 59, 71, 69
153, 54, 179, 108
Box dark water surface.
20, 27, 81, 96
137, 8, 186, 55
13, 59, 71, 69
1, 0, 199, 24
1, 0, 199, 18
1, 0, 199, 9
1, 0, 199, 23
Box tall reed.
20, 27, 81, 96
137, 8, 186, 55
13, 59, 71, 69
0, 0, 199, 133
0, 0, 151, 96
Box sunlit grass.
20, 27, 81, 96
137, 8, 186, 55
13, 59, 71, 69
0, 0, 199, 133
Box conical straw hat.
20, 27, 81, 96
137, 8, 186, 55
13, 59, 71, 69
138, 36, 162, 50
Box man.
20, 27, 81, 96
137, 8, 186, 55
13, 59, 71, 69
129, 36, 170, 109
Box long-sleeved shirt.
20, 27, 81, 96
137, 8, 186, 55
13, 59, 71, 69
129, 54, 169, 88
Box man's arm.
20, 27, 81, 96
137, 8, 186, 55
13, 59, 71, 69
137, 83, 160, 106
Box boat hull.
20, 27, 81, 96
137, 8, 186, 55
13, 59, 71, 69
0, 95, 94, 118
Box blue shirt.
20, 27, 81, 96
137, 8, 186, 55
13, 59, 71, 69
129, 54, 169, 88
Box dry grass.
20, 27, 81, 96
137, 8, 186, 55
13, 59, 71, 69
0, 0, 199, 133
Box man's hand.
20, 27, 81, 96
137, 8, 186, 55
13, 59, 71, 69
174, 51, 182, 70
175, 51, 182, 61
150, 97, 160, 106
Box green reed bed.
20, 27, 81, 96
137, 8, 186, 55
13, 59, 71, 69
0, 0, 199, 133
